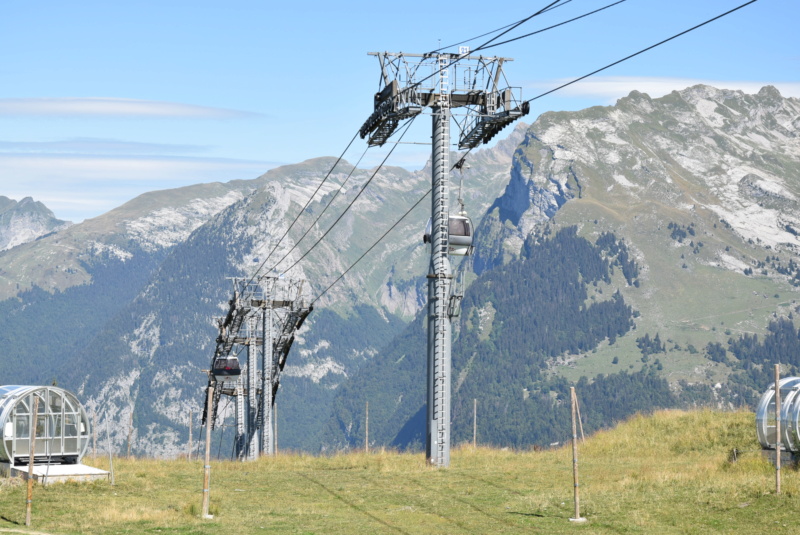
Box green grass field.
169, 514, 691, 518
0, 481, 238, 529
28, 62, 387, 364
1, 410, 797, 534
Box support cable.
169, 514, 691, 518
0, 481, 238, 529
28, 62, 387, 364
311, 188, 432, 306
268, 143, 372, 273
524, 0, 759, 105
479, 0, 628, 51
280, 117, 418, 276
247, 130, 362, 286
407, 0, 565, 93
430, 0, 572, 54
453, 0, 756, 171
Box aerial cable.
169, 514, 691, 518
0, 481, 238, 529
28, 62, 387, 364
280, 116, 418, 276
479, 0, 628, 51
311, 188, 433, 306
524, 0, 759, 105
430, 0, 572, 54
469, 0, 565, 55
451, 0, 754, 170
408, 0, 565, 93
268, 143, 372, 273
246, 130, 363, 286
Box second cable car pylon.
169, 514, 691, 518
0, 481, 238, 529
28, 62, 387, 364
360, 48, 528, 467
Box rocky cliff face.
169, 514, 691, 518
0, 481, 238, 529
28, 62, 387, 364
0, 196, 71, 251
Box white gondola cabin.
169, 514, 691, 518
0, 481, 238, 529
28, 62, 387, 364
423, 214, 474, 256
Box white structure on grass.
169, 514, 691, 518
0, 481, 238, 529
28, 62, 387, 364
0, 385, 90, 465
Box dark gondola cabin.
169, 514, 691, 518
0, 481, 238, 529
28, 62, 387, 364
212, 356, 241, 382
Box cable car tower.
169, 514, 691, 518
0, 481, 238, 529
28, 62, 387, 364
360, 48, 528, 467
202, 275, 312, 460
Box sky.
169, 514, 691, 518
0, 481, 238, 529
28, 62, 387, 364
0, 0, 797, 223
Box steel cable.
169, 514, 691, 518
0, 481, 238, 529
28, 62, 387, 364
280, 116, 418, 276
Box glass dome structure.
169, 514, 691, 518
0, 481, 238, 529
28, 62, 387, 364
755, 377, 800, 452
0, 386, 90, 465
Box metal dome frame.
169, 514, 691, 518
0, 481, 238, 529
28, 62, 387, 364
756, 377, 800, 452
0, 386, 90, 465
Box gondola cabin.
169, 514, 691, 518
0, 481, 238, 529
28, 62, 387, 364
423, 214, 474, 256
212, 356, 241, 383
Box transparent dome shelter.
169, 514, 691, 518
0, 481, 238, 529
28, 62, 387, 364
756, 377, 800, 452
0, 386, 90, 465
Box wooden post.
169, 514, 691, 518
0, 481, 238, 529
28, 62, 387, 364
25, 394, 39, 527
92, 411, 97, 460
188, 411, 193, 461
127, 410, 133, 458
201, 383, 214, 519
569, 387, 586, 523
365, 402, 369, 454
775, 364, 781, 495
106, 417, 115, 486
473, 398, 477, 448
575, 392, 585, 444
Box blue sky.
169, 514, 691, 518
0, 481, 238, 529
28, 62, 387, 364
0, 0, 796, 222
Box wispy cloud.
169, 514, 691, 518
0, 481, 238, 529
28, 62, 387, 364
0, 138, 209, 155
0, 97, 259, 118
528, 77, 800, 102
0, 153, 281, 222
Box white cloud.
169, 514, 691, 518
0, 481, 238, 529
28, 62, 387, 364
0, 97, 258, 119
0, 153, 280, 222
0, 138, 209, 155
529, 76, 800, 102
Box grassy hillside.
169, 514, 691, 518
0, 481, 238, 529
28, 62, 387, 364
0, 410, 796, 534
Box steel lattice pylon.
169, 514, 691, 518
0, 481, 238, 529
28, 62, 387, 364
202, 275, 312, 460
360, 49, 527, 467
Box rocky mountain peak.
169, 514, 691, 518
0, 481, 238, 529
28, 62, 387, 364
0, 195, 71, 251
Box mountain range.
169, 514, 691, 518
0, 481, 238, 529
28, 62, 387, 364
0, 84, 797, 455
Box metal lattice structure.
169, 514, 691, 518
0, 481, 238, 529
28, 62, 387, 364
360, 49, 527, 467
202, 276, 311, 460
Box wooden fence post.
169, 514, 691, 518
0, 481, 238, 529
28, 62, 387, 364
25, 394, 40, 527
569, 387, 586, 523
188, 411, 193, 461
775, 364, 781, 495
473, 398, 477, 448
202, 383, 214, 519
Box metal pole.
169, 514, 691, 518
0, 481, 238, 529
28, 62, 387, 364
473, 398, 477, 448
775, 364, 781, 495
25, 394, 39, 527
202, 382, 214, 519
92, 411, 97, 460
426, 53, 452, 468
188, 411, 193, 461
247, 315, 258, 460
263, 294, 274, 456
569, 387, 586, 523
127, 410, 133, 458
365, 401, 369, 454
106, 417, 115, 486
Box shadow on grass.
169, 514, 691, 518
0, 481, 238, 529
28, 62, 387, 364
296, 472, 410, 535
0, 515, 20, 525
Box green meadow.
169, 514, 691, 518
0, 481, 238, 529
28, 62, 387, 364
1, 410, 797, 534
